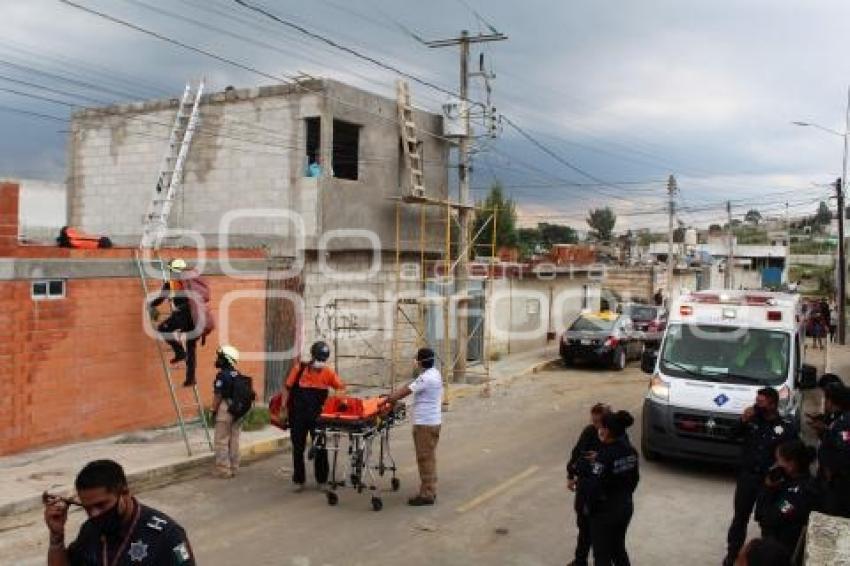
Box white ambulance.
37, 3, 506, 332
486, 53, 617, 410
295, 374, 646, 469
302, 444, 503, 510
640, 290, 818, 462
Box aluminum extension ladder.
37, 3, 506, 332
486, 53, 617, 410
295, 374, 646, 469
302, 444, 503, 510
140, 80, 204, 250
134, 251, 213, 456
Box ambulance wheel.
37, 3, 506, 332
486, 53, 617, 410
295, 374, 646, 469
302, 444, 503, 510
371, 497, 383, 512
326, 491, 339, 506
612, 348, 626, 371
391, 478, 401, 491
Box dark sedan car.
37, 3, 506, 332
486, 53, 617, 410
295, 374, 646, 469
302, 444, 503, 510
560, 312, 642, 370
622, 304, 667, 347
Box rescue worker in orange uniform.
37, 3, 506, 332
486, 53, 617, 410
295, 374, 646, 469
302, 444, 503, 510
149, 259, 197, 387
280, 341, 345, 491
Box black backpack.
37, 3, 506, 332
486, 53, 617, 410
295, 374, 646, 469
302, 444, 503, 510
227, 372, 257, 421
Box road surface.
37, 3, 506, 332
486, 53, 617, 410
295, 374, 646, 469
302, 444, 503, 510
3, 362, 758, 565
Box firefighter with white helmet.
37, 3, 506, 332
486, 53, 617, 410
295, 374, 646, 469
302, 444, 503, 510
211, 345, 254, 479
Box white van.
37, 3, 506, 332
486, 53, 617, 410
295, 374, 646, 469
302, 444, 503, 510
640, 290, 817, 462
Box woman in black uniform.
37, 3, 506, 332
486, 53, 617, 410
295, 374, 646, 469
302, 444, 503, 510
586, 410, 640, 566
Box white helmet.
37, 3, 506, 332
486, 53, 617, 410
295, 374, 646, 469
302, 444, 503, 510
168, 258, 188, 273
217, 345, 240, 366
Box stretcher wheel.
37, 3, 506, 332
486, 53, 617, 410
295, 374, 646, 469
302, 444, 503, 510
391, 478, 401, 491
371, 497, 383, 512
326, 491, 339, 506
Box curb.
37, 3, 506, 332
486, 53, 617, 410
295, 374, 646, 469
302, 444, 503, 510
0, 435, 288, 520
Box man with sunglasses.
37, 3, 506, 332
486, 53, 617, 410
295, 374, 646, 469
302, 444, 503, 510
44, 459, 195, 565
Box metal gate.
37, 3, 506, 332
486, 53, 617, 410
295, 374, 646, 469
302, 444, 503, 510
467, 280, 485, 362
263, 258, 304, 401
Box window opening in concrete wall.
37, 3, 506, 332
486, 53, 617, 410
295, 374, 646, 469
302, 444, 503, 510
305, 117, 321, 176
32, 279, 66, 300
332, 119, 360, 181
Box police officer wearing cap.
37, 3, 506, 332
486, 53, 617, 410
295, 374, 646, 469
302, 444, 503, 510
381, 347, 444, 506
723, 387, 798, 566
281, 341, 345, 491
44, 459, 195, 566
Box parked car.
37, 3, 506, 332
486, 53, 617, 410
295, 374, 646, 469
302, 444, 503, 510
560, 311, 642, 370
623, 303, 667, 347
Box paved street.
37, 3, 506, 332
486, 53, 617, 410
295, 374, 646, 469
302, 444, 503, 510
4, 362, 757, 565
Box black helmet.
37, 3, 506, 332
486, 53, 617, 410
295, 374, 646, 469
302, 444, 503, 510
310, 341, 331, 362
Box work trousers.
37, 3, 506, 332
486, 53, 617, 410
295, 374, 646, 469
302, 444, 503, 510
214, 401, 241, 475
590, 502, 634, 566
574, 505, 591, 565
413, 424, 441, 499
726, 472, 763, 562
290, 411, 328, 486
157, 309, 197, 383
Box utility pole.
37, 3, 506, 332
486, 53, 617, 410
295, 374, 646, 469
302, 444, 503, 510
666, 175, 677, 306
726, 201, 734, 290
785, 201, 790, 286
837, 177, 846, 344
427, 30, 507, 382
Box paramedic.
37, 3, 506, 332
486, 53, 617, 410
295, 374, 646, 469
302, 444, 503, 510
723, 387, 798, 566
149, 259, 198, 387
44, 459, 195, 566
280, 341, 345, 491
566, 403, 610, 566
585, 410, 639, 566
211, 345, 242, 480
381, 347, 443, 506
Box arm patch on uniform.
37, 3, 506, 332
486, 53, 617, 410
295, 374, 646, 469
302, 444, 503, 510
173, 542, 192, 563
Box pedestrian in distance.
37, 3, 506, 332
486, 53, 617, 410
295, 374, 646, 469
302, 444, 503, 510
211, 345, 255, 479
810, 313, 825, 350
734, 538, 790, 566
754, 440, 819, 559
584, 410, 639, 566
380, 347, 444, 506
723, 387, 798, 566
148, 258, 214, 387
280, 341, 345, 492
43, 459, 195, 566
816, 382, 850, 517
566, 403, 610, 566
829, 301, 838, 343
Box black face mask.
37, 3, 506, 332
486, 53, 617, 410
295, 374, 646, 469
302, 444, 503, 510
90, 499, 124, 538
753, 405, 767, 418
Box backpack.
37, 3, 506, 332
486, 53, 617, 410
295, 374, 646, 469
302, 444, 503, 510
227, 372, 257, 421
183, 270, 216, 344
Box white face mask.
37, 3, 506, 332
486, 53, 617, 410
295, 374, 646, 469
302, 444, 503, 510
311, 361, 326, 369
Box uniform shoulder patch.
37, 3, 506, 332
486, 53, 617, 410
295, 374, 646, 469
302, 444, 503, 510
173, 542, 192, 563
146, 516, 168, 531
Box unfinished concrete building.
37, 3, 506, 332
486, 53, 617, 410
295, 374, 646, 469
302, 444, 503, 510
67, 79, 451, 394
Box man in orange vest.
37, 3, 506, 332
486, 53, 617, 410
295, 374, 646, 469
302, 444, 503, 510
280, 341, 345, 491
149, 259, 201, 387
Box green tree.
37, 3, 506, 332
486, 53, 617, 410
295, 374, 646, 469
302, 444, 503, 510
586, 207, 617, 242
744, 209, 762, 225
472, 183, 518, 254
815, 201, 833, 226
538, 222, 578, 247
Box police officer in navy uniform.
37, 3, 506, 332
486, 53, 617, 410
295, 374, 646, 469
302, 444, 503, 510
44, 459, 195, 566
723, 387, 798, 566
755, 439, 819, 558
584, 410, 640, 566
817, 383, 850, 517
566, 403, 610, 566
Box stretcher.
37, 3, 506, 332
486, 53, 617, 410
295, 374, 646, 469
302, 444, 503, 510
311, 395, 406, 511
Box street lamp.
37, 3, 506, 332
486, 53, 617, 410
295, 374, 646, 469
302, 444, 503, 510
793, 87, 850, 345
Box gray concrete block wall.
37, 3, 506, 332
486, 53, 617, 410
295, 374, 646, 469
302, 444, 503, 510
68, 79, 449, 253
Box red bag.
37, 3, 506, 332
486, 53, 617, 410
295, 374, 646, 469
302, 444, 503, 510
269, 391, 288, 430
182, 269, 215, 342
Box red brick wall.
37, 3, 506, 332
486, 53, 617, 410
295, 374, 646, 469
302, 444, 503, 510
0, 275, 267, 455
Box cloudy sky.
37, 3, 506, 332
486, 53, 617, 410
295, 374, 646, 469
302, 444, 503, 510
2, 0, 850, 232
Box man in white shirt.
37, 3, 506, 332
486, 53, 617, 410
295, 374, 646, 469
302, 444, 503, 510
381, 347, 443, 506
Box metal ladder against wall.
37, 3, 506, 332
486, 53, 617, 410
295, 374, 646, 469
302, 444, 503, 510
134, 251, 213, 456
396, 80, 425, 198
140, 80, 205, 250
